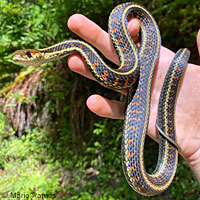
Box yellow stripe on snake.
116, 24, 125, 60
13, 2, 190, 196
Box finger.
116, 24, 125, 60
67, 14, 139, 95
67, 14, 140, 65
67, 55, 127, 95
197, 29, 200, 56
128, 18, 141, 49
67, 53, 95, 80
86, 94, 125, 119
128, 18, 140, 39
67, 14, 118, 64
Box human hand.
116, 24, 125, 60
67, 14, 200, 181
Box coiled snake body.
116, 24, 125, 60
13, 2, 190, 196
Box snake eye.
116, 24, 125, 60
26, 51, 32, 58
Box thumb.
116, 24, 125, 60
197, 29, 200, 56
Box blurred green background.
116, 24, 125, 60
0, 0, 199, 199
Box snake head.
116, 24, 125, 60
13, 49, 43, 66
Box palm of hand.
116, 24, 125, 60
67, 14, 200, 180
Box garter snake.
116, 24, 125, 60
12, 2, 190, 196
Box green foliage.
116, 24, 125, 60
0, 113, 199, 199
0, 111, 14, 140
149, 0, 200, 62
0, 115, 61, 199
0, 0, 199, 199
158, 1, 199, 46
171, 157, 200, 200
0, 0, 59, 88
